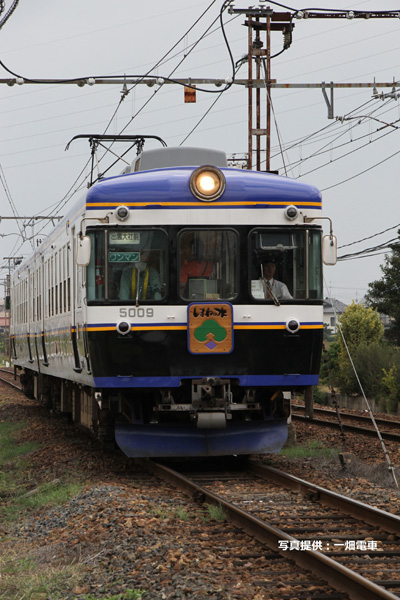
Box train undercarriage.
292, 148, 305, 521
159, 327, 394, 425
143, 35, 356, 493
17, 368, 291, 457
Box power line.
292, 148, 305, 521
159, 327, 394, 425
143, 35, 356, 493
339, 224, 400, 250
338, 237, 399, 261
321, 146, 400, 192
296, 114, 400, 179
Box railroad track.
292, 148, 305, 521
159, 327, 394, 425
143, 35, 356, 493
292, 404, 400, 442
139, 459, 400, 600
0, 367, 22, 391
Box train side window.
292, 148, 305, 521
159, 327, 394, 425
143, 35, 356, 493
178, 229, 239, 301
308, 231, 323, 299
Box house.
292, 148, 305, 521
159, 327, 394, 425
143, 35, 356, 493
0, 299, 9, 335
323, 297, 348, 333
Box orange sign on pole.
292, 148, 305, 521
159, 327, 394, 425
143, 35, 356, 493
184, 85, 196, 103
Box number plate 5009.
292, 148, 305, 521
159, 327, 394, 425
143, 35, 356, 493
119, 308, 154, 318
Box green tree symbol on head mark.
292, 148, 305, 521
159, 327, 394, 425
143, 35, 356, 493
194, 319, 227, 343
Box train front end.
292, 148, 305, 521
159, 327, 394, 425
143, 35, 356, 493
82, 147, 335, 457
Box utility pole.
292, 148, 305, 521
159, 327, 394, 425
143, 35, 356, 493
245, 12, 274, 171
230, 6, 400, 171
2, 256, 23, 365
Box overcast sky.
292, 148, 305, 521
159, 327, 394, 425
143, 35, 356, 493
1, 0, 400, 304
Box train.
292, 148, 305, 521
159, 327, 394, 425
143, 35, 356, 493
10, 141, 336, 457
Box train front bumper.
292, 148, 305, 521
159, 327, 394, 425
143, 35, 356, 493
115, 419, 288, 458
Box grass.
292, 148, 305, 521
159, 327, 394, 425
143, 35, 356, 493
0, 551, 84, 600
0, 421, 37, 463
0, 421, 82, 521
279, 439, 340, 460
0, 421, 38, 503
204, 502, 227, 522
174, 507, 190, 521
3, 479, 82, 521
0, 420, 148, 599
149, 505, 169, 519
0, 420, 87, 599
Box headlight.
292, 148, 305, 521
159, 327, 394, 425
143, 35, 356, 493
190, 166, 226, 201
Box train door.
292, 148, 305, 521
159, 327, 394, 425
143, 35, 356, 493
80, 249, 91, 374
26, 268, 35, 366
32, 266, 41, 367
70, 226, 82, 372
41, 256, 49, 366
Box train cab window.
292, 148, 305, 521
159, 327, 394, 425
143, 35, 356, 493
87, 229, 168, 303
179, 230, 239, 301
249, 229, 322, 301
109, 230, 167, 302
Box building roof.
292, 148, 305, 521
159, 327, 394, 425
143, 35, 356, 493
323, 298, 348, 314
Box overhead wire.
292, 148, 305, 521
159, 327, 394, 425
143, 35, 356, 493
296, 114, 400, 179
261, 57, 289, 175
339, 223, 400, 250
264, 95, 383, 171
4, 2, 400, 258
179, 61, 244, 146
11, 0, 236, 243
0, 163, 26, 244
272, 97, 397, 174
0, 2, 236, 96
321, 145, 400, 192
0, 0, 19, 30
338, 237, 399, 261
92, 1, 240, 176
283, 110, 400, 167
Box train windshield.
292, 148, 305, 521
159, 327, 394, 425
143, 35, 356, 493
87, 229, 168, 302
178, 230, 239, 301
249, 229, 322, 301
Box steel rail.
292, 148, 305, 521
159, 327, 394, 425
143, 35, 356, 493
293, 404, 400, 429
139, 459, 400, 600
247, 463, 400, 535
0, 369, 22, 391
292, 413, 400, 441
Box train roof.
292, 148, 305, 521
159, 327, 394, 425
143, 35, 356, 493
87, 163, 322, 212
124, 146, 228, 173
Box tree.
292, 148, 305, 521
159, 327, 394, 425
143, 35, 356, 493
336, 302, 384, 395
319, 339, 340, 385
365, 238, 400, 344
338, 302, 383, 353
